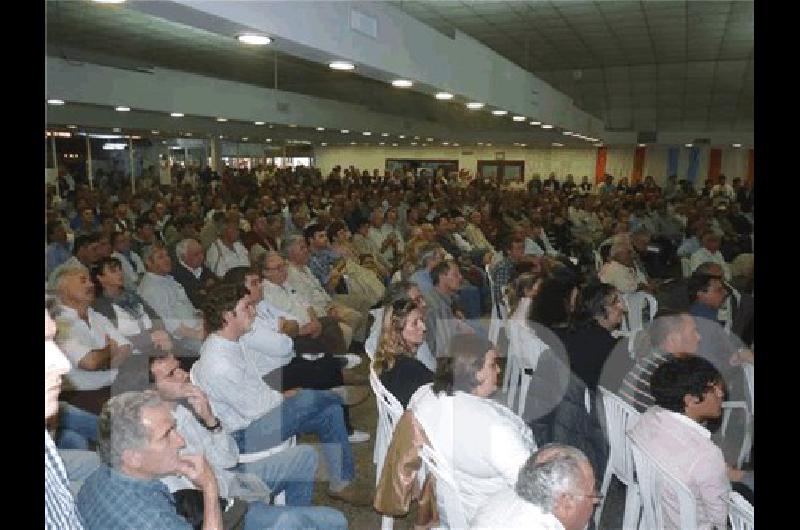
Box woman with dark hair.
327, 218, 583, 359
410, 333, 536, 524
525, 270, 609, 487
372, 296, 432, 408
90, 256, 174, 355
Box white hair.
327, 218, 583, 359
175, 238, 200, 261
516, 444, 591, 513
53, 264, 89, 294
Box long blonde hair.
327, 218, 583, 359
372, 296, 421, 376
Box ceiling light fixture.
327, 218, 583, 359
254, 121, 265, 125
321, 142, 327, 146
426, 137, 433, 142
512, 116, 526, 122
399, 135, 406, 139
530, 121, 542, 126
477, 142, 484, 146
266, 138, 272, 142
91, 0, 127, 4
350, 141, 357, 145
67, 124, 77, 129
329, 61, 355, 71
491, 110, 508, 116
242, 137, 248, 141
442, 142, 449, 146
486, 143, 492, 147
411, 142, 418, 146
563, 131, 573, 136
216, 117, 228, 122
466, 102, 485, 110
391, 79, 413, 88
47, 99, 65, 105
115, 106, 130, 112
237, 34, 272, 45
453, 143, 460, 147
170, 112, 184, 117
594, 143, 604, 147
379, 142, 385, 146
541, 124, 554, 129
316, 127, 325, 131
341, 129, 349, 134
435, 92, 454, 100
151, 130, 159, 135
288, 124, 297, 128
685, 143, 693, 148
638, 143, 646, 147
381, 132, 389, 137
363, 131, 372, 136
112, 127, 121, 133
732, 143, 742, 148
414, 136, 420, 140
552, 142, 564, 147
392, 143, 398, 147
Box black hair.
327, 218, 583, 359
326, 220, 347, 243
47, 221, 65, 242
73, 233, 100, 256
573, 280, 617, 327
303, 223, 326, 244
650, 356, 724, 413
202, 282, 250, 332
430, 259, 456, 287
432, 333, 494, 396
528, 269, 581, 327
687, 271, 720, 304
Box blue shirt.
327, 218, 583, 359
689, 302, 722, 326
46, 242, 72, 278
77, 464, 192, 530
308, 247, 342, 285
45, 430, 84, 529
410, 269, 434, 295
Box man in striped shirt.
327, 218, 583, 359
618, 312, 701, 412
46, 306, 85, 529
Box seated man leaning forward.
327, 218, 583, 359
473, 443, 599, 530
149, 353, 347, 529
190, 282, 371, 506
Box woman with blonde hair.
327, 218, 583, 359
372, 295, 433, 407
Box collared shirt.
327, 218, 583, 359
618, 350, 674, 413
205, 239, 250, 278
239, 301, 296, 375
77, 465, 192, 530
286, 263, 332, 314
191, 333, 284, 433
677, 236, 701, 258
160, 405, 270, 501
55, 306, 128, 390
473, 488, 564, 530
137, 272, 201, 335
46, 430, 85, 529
46, 242, 72, 279
308, 247, 343, 285
689, 248, 731, 280
409, 268, 435, 296
178, 260, 203, 280
261, 278, 313, 325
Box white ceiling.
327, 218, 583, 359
391, 0, 754, 132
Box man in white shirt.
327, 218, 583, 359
368, 208, 400, 267
258, 251, 350, 353
137, 243, 205, 353
283, 235, 368, 342
54, 265, 132, 399
205, 219, 250, 278
710, 175, 736, 202
473, 444, 598, 530
190, 282, 371, 506
690, 230, 731, 280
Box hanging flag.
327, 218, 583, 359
632, 146, 646, 183
687, 146, 701, 184
595, 146, 607, 183
708, 148, 722, 184
667, 147, 679, 178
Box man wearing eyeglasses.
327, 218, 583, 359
473, 443, 598, 530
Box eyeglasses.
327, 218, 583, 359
572, 492, 604, 505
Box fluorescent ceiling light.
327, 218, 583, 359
363, 131, 372, 136
170, 112, 184, 117
486, 143, 492, 147
151, 130, 159, 135
350, 141, 357, 145
315, 127, 325, 131
477, 142, 484, 146
491, 110, 508, 116
379, 142, 385, 146
594, 143, 604, 147
391, 79, 413, 88
466, 102, 485, 110
552, 142, 564, 147
184, 132, 192, 137
442, 142, 449, 146
638, 143, 646, 147
115, 106, 130, 112
47, 99, 65, 105
381, 132, 389, 137
112, 127, 121, 132
340, 129, 349, 134
435, 92, 454, 100
67, 125, 77, 129
321, 142, 327, 146
520, 143, 527, 147
732, 143, 742, 148
512, 116, 526, 122
242, 137, 248, 141
103, 143, 127, 150
329, 61, 355, 71
91, 0, 126, 3
399, 135, 406, 139
288, 124, 297, 128
426, 137, 433, 142
541, 124, 554, 129
453, 143, 459, 147
254, 121, 265, 126
563, 131, 573, 136
530, 121, 541, 126
216, 117, 228, 122
266, 138, 272, 142
392, 143, 398, 147
237, 34, 271, 45
685, 143, 693, 148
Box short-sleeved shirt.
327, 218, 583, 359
77, 465, 192, 530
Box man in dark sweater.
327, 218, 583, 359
171, 238, 218, 308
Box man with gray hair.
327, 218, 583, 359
171, 238, 217, 309
77, 391, 224, 529
473, 444, 598, 530
409, 242, 444, 295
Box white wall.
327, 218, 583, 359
315, 145, 751, 186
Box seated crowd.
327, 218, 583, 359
45, 164, 753, 528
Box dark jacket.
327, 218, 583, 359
171, 262, 217, 309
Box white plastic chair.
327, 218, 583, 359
681, 257, 692, 279
595, 387, 642, 529
419, 442, 469, 529
629, 436, 699, 530
505, 322, 547, 416
486, 264, 509, 346
369, 366, 404, 530
719, 284, 742, 334
620, 291, 658, 336
727, 490, 754, 530
593, 250, 604, 271
721, 362, 754, 468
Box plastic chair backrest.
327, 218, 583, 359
720, 284, 741, 333
681, 257, 692, 279
365, 307, 384, 361
593, 250, 604, 271
727, 491, 754, 530
419, 442, 469, 529
369, 366, 405, 483
487, 264, 508, 344
743, 362, 754, 414
621, 291, 658, 334
629, 437, 699, 530
599, 387, 640, 485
